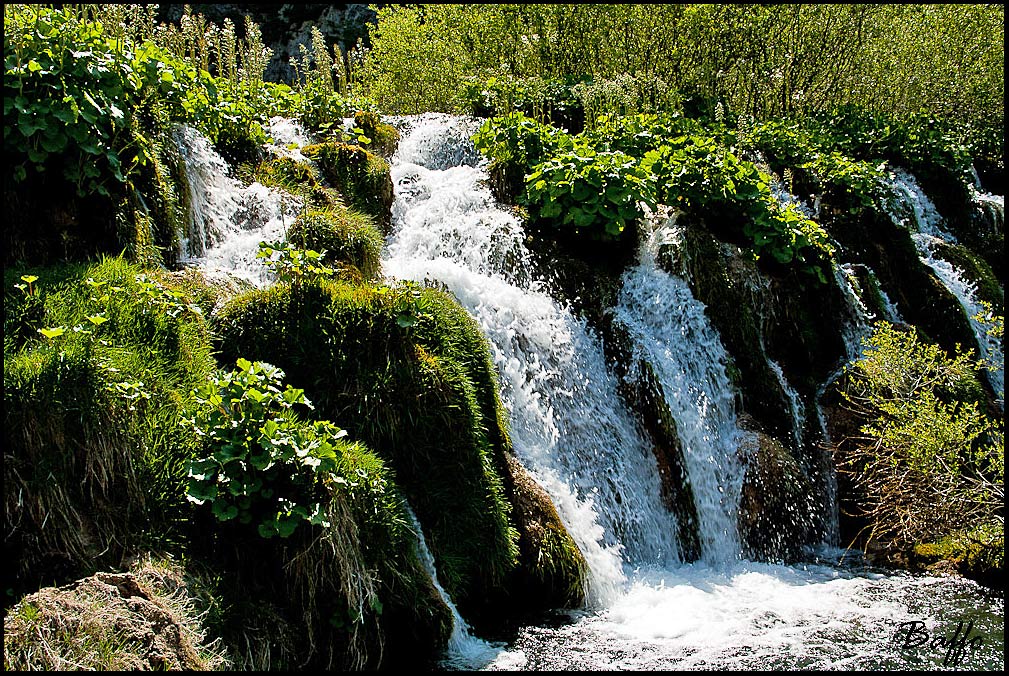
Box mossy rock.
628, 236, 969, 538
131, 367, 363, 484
3, 118, 186, 271
287, 206, 383, 281
495, 453, 587, 616
928, 240, 1004, 314
2, 559, 230, 671
253, 155, 344, 211
913, 169, 1003, 279
354, 110, 400, 159
302, 141, 395, 233
911, 523, 1004, 590
844, 263, 897, 323
213, 280, 531, 625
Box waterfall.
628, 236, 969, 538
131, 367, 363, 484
769, 360, 806, 452
883, 168, 1004, 401
611, 212, 749, 563
885, 167, 954, 240
171, 117, 1003, 672
383, 114, 682, 605
913, 233, 1004, 399
404, 504, 501, 668
173, 124, 302, 287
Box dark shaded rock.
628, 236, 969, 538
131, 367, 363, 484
820, 200, 979, 358
737, 418, 821, 563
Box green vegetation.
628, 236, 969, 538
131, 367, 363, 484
212, 278, 523, 619
476, 111, 835, 281
839, 321, 1003, 574
286, 207, 383, 281
525, 145, 654, 239
3, 257, 214, 593
359, 5, 1003, 135
187, 358, 362, 539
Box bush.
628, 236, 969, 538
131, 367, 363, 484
838, 322, 1003, 554
459, 74, 588, 132
186, 358, 368, 539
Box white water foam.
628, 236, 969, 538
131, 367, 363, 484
173, 124, 302, 286
384, 114, 681, 607
483, 559, 1003, 671
883, 168, 1004, 401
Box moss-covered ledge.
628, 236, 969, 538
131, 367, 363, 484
302, 141, 395, 233
211, 278, 587, 630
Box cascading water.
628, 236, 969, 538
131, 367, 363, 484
384, 114, 681, 605
173, 124, 302, 287
403, 504, 502, 669
884, 168, 1004, 402
610, 212, 749, 563
769, 360, 806, 452
379, 115, 1003, 671
177, 117, 1003, 671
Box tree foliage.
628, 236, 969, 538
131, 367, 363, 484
357, 3, 1004, 136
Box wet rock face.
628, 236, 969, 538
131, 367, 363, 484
737, 424, 821, 563
156, 4, 379, 84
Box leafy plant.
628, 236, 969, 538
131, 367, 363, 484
472, 112, 574, 171
641, 135, 834, 280
256, 241, 335, 286
523, 144, 655, 239
186, 358, 353, 539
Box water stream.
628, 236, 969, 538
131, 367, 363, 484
884, 168, 1004, 402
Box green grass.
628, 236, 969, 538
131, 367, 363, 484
3, 256, 215, 597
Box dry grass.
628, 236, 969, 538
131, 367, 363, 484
3, 555, 230, 671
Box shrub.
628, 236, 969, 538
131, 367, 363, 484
458, 74, 588, 131
838, 322, 1003, 553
